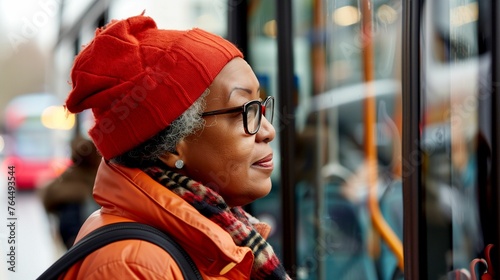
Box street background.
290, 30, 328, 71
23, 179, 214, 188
0, 1, 229, 279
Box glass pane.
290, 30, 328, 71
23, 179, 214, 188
246, 0, 283, 258
293, 0, 403, 279
421, 0, 486, 278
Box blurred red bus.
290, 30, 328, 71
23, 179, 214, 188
2, 93, 73, 190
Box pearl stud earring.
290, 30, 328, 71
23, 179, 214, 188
175, 160, 184, 169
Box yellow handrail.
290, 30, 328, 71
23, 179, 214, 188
361, 0, 404, 271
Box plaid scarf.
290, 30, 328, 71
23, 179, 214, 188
143, 166, 291, 280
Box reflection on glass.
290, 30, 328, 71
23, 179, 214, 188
293, 0, 403, 279
242, 0, 488, 278
246, 0, 283, 259
421, 0, 485, 279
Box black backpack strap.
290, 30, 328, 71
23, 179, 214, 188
37, 222, 202, 280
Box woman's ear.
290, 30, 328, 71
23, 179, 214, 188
158, 140, 188, 169
158, 151, 180, 169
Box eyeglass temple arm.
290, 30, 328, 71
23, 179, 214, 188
201, 107, 242, 116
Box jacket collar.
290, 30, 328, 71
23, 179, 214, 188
92, 159, 256, 276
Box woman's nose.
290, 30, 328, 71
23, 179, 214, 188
256, 116, 276, 143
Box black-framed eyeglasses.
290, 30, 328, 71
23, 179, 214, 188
201, 96, 274, 135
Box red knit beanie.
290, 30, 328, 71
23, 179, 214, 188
65, 14, 243, 160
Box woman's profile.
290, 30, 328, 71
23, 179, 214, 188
58, 13, 290, 279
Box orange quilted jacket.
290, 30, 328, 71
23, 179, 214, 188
60, 160, 272, 279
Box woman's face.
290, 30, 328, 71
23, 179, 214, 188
176, 57, 276, 207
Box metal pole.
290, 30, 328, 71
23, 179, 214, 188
227, 0, 248, 55
402, 0, 424, 279
276, 0, 296, 277
489, 0, 500, 274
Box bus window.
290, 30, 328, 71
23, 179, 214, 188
246, 0, 404, 278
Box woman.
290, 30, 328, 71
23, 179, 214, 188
61, 14, 290, 279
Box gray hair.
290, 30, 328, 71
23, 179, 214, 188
111, 89, 209, 167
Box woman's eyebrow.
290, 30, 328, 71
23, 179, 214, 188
228, 87, 261, 100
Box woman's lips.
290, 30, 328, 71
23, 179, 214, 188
253, 154, 274, 169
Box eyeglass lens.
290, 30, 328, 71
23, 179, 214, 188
264, 97, 274, 124
246, 103, 261, 134
246, 98, 274, 134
